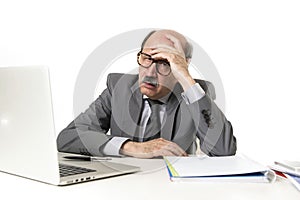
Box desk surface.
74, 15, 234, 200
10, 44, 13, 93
1, 155, 300, 200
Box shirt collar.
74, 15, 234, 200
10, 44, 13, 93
143, 92, 171, 104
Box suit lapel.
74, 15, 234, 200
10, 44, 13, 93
121, 80, 143, 139
129, 81, 143, 125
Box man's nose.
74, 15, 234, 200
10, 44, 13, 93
145, 63, 157, 77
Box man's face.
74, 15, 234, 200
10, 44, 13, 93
138, 33, 178, 100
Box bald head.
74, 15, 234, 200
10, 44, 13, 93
141, 29, 193, 59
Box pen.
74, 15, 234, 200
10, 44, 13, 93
63, 156, 112, 161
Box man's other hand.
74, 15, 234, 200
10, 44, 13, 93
120, 138, 188, 158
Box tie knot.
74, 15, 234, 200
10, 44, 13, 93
147, 99, 163, 107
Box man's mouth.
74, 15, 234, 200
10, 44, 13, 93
144, 81, 157, 87
142, 76, 158, 88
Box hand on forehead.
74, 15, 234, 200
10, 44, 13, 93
143, 33, 186, 57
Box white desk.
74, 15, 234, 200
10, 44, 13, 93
1, 156, 300, 200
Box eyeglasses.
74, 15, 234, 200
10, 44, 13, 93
137, 51, 171, 76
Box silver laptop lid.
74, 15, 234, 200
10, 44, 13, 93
0, 66, 60, 185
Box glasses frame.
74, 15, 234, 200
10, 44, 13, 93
137, 51, 172, 76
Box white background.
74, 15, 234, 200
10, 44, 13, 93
1, 0, 300, 165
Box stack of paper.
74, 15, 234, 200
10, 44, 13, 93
271, 161, 300, 191
164, 155, 276, 183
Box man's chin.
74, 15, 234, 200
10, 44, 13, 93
140, 86, 158, 98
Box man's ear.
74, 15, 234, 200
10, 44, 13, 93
186, 58, 192, 65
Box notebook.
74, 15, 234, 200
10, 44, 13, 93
0, 66, 140, 185
271, 161, 300, 191
164, 155, 276, 183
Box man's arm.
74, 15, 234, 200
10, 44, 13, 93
57, 74, 132, 156
182, 81, 237, 156
56, 87, 113, 156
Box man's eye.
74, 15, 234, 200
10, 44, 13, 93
142, 58, 152, 65
156, 60, 169, 66
141, 55, 151, 60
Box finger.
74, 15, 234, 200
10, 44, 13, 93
153, 146, 182, 157
151, 49, 185, 62
146, 138, 188, 157
168, 141, 188, 156
150, 51, 171, 62
150, 47, 183, 57
154, 145, 187, 157
151, 51, 186, 65
165, 143, 188, 156
156, 139, 188, 156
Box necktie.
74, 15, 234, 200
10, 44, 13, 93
143, 99, 163, 141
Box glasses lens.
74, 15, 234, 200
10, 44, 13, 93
156, 60, 171, 76
138, 53, 152, 67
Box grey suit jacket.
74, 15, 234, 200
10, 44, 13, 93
57, 73, 236, 156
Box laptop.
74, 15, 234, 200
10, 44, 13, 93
0, 66, 140, 185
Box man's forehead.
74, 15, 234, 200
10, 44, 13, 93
143, 30, 187, 50
143, 33, 175, 49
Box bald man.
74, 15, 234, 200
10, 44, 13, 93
57, 29, 237, 158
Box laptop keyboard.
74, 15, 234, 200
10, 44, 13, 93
59, 164, 96, 177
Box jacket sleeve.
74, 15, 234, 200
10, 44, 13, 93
187, 81, 237, 156
56, 76, 114, 156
